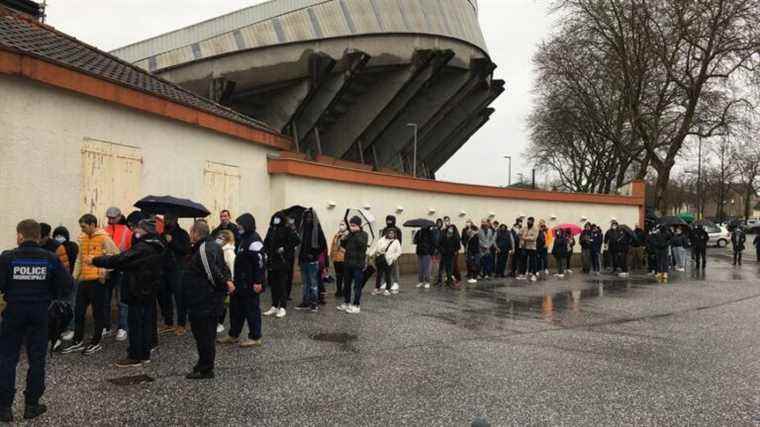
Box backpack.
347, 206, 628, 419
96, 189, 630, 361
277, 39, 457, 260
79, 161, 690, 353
48, 300, 73, 354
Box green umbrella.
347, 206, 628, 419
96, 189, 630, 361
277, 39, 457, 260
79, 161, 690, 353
678, 212, 695, 224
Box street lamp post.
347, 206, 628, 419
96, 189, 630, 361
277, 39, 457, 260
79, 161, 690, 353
407, 123, 418, 178
504, 155, 512, 186
697, 136, 703, 219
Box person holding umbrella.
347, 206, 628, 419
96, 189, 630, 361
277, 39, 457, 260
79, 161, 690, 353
731, 225, 747, 266
690, 225, 709, 270
648, 225, 672, 283
411, 221, 436, 288
604, 220, 632, 278
670, 226, 689, 272
295, 209, 327, 312
580, 223, 593, 273
338, 216, 369, 314
158, 213, 191, 337
551, 228, 569, 278
264, 213, 300, 318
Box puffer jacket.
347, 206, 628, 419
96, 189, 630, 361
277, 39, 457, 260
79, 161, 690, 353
73, 229, 119, 283
330, 233, 346, 263
370, 236, 402, 265
92, 234, 165, 305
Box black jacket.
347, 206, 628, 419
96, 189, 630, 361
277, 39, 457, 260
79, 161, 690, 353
341, 230, 368, 269
648, 229, 672, 252
439, 226, 462, 255
0, 241, 71, 304
604, 228, 631, 252
212, 222, 239, 239
235, 213, 266, 296
93, 235, 165, 305
265, 216, 301, 272
184, 238, 231, 316
414, 227, 435, 256
732, 230, 746, 251
496, 228, 513, 252
580, 229, 593, 249
382, 215, 403, 244
298, 210, 328, 265
691, 229, 709, 249
670, 234, 689, 248
163, 224, 191, 270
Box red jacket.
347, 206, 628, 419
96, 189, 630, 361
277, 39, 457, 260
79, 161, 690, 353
106, 224, 133, 252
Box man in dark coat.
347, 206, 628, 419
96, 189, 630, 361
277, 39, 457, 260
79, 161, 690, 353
264, 213, 300, 318
604, 220, 632, 277
439, 225, 462, 287
158, 213, 191, 336
183, 221, 233, 379
92, 219, 165, 367
296, 209, 327, 311
211, 210, 239, 240
219, 214, 265, 347
690, 225, 709, 270
1, 220, 71, 422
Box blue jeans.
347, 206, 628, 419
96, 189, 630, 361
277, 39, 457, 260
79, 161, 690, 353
0, 302, 48, 407
106, 272, 128, 331
127, 303, 154, 361
417, 255, 431, 283
537, 248, 548, 272
300, 262, 320, 305
342, 266, 365, 306
480, 253, 494, 276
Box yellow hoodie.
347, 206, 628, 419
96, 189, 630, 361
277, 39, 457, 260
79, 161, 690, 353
73, 229, 119, 283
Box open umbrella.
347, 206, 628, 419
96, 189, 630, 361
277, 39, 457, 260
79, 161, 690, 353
277, 205, 307, 230
619, 224, 636, 239
134, 195, 210, 218
551, 223, 582, 236
678, 212, 695, 224
403, 218, 435, 228
656, 216, 688, 227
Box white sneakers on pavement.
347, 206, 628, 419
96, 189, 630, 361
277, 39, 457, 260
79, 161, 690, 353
276, 308, 287, 318
263, 307, 278, 316
416, 282, 425, 288
337, 303, 348, 311
115, 329, 127, 341
424, 283, 430, 289
391, 283, 400, 291
61, 331, 74, 341
530, 275, 537, 282
216, 324, 225, 334
467, 278, 477, 284
383, 290, 392, 296
346, 305, 361, 314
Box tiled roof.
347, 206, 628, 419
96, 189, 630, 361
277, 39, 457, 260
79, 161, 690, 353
0, 6, 278, 134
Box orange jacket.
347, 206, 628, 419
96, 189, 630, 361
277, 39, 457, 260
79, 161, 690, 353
73, 229, 119, 283
106, 223, 133, 252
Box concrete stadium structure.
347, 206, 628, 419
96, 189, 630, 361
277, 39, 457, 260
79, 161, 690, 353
112, 0, 504, 177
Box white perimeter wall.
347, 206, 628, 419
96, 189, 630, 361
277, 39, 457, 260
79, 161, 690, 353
0, 76, 275, 249
271, 175, 640, 253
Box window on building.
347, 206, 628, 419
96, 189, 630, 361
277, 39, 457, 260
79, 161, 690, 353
202, 161, 241, 227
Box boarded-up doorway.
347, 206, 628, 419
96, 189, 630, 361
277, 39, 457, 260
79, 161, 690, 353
203, 161, 240, 227
80, 138, 142, 225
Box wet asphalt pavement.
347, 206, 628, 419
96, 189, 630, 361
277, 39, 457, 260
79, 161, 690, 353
8, 249, 760, 426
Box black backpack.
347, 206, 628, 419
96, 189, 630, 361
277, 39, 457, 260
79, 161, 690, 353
48, 300, 73, 354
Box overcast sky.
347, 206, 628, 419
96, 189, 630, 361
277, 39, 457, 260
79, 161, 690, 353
45, 0, 554, 187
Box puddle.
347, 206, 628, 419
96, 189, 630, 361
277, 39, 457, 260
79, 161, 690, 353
108, 374, 154, 386
311, 333, 357, 343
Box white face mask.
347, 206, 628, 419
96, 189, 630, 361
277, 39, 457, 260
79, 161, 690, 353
216, 238, 225, 245
339, 225, 347, 232
54, 236, 66, 244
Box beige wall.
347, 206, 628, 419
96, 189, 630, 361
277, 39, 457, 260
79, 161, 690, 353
0, 76, 275, 248
270, 175, 641, 254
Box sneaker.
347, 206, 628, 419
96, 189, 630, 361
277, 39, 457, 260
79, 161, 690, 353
557, 274, 565, 279
23, 403, 47, 420
61, 330, 74, 341
372, 288, 383, 296
151, 346, 158, 353
216, 324, 225, 334
115, 329, 128, 342
383, 290, 391, 296
158, 325, 175, 335
619, 272, 630, 278
544, 269, 550, 275
467, 278, 477, 284
174, 326, 187, 337
346, 305, 361, 314
217, 336, 239, 345
294, 303, 310, 311
263, 307, 278, 316
424, 283, 430, 289
114, 358, 142, 368
416, 282, 425, 288
309, 304, 319, 313
391, 283, 399, 291
391, 289, 399, 295
61, 341, 84, 354
142, 359, 151, 365
52, 339, 63, 353
337, 303, 348, 311
240, 338, 262, 348
276, 308, 287, 318
83, 344, 102, 356
102, 329, 112, 338
516, 275, 527, 281
530, 275, 537, 282
566, 269, 573, 274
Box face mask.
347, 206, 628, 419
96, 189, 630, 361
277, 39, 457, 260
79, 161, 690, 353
273, 217, 282, 225
339, 225, 347, 232
54, 236, 66, 244
216, 238, 225, 245
612, 225, 618, 230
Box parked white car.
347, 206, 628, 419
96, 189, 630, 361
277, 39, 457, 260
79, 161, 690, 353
704, 224, 730, 248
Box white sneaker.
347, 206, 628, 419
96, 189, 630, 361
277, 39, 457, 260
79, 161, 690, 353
383, 290, 391, 296
557, 274, 565, 279
276, 308, 287, 318
346, 305, 361, 314
391, 289, 399, 295
544, 269, 550, 275
263, 307, 278, 316
216, 324, 225, 334
372, 289, 383, 296
61, 331, 74, 341
102, 329, 112, 338
391, 283, 399, 291
566, 269, 573, 274
416, 282, 425, 288
530, 275, 537, 282
467, 278, 477, 284
516, 275, 527, 281
619, 272, 630, 278
115, 329, 127, 341
424, 283, 430, 289
337, 303, 348, 311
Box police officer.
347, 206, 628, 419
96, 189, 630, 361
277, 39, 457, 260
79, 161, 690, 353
0, 219, 71, 422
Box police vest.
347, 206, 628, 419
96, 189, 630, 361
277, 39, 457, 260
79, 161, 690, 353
2, 245, 58, 304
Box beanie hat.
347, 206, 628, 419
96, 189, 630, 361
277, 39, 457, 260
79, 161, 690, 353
349, 215, 362, 226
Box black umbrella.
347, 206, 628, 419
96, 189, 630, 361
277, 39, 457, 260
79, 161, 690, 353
656, 216, 688, 227
134, 195, 210, 218
403, 218, 435, 228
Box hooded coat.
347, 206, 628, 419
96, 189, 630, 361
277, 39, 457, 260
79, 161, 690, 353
439, 225, 462, 256
92, 234, 165, 305
235, 213, 266, 296
381, 215, 403, 244
298, 208, 328, 266
414, 226, 436, 256
265, 213, 301, 272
